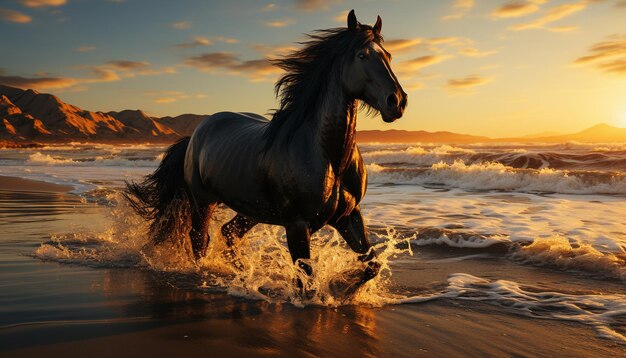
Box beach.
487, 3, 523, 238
0, 143, 625, 357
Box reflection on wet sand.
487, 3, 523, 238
99, 268, 382, 357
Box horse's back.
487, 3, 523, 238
185, 112, 276, 216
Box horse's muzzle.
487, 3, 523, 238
382, 90, 407, 123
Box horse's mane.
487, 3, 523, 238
264, 25, 383, 144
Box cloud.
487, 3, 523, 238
172, 21, 191, 30
106, 60, 150, 70
384, 38, 423, 53
458, 47, 499, 57
263, 19, 295, 28
175, 36, 212, 49
443, 0, 475, 20
252, 44, 299, 56
573, 35, 626, 75
145, 90, 198, 104
18, 0, 66, 7
0, 69, 76, 89
260, 3, 277, 12
398, 55, 452, 75
508, 1, 587, 31
445, 74, 492, 89
0, 59, 176, 91
185, 52, 282, 82
75, 46, 96, 52
0, 8, 32, 23
295, 0, 341, 11
385, 37, 472, 55
491, 0, 548, 19
215, 36, 239, 44
455, 0, 475, 9
617, 0, 626, 7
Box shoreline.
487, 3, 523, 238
0, 175, 74, 193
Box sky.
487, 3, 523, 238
0, 0, 625, 137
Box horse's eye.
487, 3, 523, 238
358, 53, 366, 60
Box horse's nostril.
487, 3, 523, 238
386, 94, 397, 108
400, 95, 407, 109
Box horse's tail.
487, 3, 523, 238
123, 137, 191, 244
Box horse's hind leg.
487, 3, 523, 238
286, 221, 313, 276
329, 206, 380, 282
189, 197, 216, 260
221, 214, 258, 246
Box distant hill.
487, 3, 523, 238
1, 85, 625, 145
0, 85, 197, 143
495, 123, 626, 143
356, 129, 490, 143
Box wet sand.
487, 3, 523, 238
0, 176, 624, 357
0, 175, 73, 193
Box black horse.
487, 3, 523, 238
125, 10, 407, 285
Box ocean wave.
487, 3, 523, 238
509, 236, 626, 280
367, 160, 626, 195
401, 273, 626, 343
361, 145, 475, 166
371, 225, 626, 281
26, 152, 161, 167
360, 144, 626, 170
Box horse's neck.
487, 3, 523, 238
314, 91, 358, 176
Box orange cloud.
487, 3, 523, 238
18, 0, 66, 7
185, 52, 282, 82
145, 91, 204, 104
491, 0, 547, 19
263, 19, 295, 28
458, 47, 498, 57
176, 36, 212, 49
398, 55, 452, 76
295, 0, 339, 11
509, 2, 587, 31
446, 75, 492, 89
75, 46, 96, 52
0, 8, 32, 23
384, 38, 423, 53
0, 69, 76, 90
573, 35, 626, 75
443, 0, 475, 20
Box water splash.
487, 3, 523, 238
34, 192, 414, 307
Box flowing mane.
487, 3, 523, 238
264, 25, 383, 143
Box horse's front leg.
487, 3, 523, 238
329, 206, 380, 283
286, 220, 313, 282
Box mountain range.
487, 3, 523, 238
1, 84, 625, 145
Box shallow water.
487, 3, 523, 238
0, 142, 625, 351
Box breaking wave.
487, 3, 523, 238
26, 152, 161, 167
367, 160, 626, 195
360, 144, 626, 170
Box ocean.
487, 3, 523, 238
0, 142, 625, 351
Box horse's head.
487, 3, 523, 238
342, 10, 407, 123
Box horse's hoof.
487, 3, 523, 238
360, 260, 381, 283
224, 249, 244, 270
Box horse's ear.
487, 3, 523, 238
347, 9, 359, 30
373, 15, 382, 35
